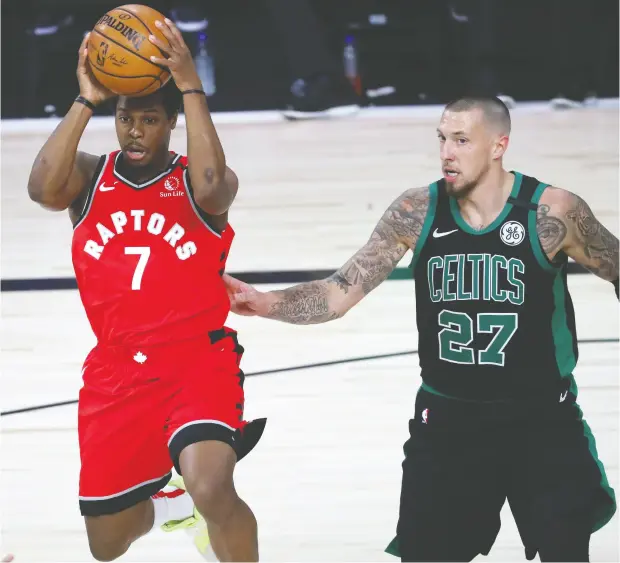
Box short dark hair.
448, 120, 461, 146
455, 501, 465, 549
444, 96, 511, 135
159, 79, 183, 118
112, 79, 182, 118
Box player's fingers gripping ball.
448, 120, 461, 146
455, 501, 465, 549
87, 4, 172, 96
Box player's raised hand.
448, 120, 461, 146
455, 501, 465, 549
222, 274, 269, 317
77, 32, 116, 105
148, 18, 202, 92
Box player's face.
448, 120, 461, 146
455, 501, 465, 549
437, 109, 501, 197
115, 95, 177, 168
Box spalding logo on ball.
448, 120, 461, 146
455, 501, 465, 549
87, 4, 172, 97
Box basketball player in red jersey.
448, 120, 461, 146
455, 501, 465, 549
27, 20, 264, 562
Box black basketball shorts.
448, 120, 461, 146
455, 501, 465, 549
386, 386, 616, 562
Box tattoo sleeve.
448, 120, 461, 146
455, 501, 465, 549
539, 188, 619, 281
564, 195, 619, 281
265, 187, 431, 324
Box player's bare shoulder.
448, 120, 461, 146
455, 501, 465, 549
378, 185, 431, 250
535, 186, 571, 257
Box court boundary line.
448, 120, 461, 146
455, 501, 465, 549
2, 337, 617, 417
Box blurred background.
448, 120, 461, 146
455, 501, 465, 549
2, 0, 619, 120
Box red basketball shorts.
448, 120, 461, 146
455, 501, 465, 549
78, 327, 246, 516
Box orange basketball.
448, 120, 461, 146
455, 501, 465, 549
88, 4, 172, 97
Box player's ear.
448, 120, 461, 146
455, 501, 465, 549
170, 112, 178, 130
492, 134, 509, 160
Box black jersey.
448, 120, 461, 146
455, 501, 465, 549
412, 172, 578, 401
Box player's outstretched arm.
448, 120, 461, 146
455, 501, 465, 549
149, 19, 237, 216
537, 187, 619, 298
224, 187, 431, 324
28, 32, 112, 211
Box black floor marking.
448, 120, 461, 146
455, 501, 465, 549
1, 337, 616, 417
1, 262, 588, 292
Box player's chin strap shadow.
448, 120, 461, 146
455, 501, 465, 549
235, 418, 267, 462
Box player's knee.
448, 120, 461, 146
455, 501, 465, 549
187, 475, 238, 522
87, 538, 128, 562
85, 522, 132, 562
179, 439, 238, 523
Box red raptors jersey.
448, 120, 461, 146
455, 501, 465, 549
72, 151, 234, 346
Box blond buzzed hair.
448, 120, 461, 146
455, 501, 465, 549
444, 96, 511, 135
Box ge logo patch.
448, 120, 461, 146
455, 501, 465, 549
164, 177, 180, 191
500, 221, 525, 246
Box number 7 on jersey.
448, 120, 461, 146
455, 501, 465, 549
124, 246, 151, 290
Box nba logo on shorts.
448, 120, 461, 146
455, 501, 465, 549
421, 408, 429, 424
500, 221, 525, 246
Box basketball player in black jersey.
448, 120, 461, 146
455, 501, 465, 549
223, 97, 619, 561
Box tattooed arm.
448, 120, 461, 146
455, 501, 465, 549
224, 187, 431, 324
537, 187, 619, 286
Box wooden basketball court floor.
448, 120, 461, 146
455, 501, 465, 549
1, 102, 619, 561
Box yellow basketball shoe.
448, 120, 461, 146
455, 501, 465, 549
159, 477, 217, 561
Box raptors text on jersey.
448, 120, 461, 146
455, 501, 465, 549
72, 151, 234, 346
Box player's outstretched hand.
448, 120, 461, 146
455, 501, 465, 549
222, 274, 268, 317
148, 18, 203, 92
77, 32, 116, 105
